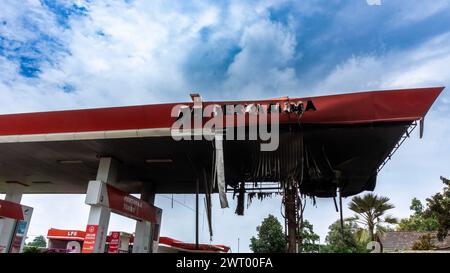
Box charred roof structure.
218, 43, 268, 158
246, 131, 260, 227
0, 86, 444, 252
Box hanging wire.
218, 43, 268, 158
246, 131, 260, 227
338, 188, 344, 239
159, 194, 198, 213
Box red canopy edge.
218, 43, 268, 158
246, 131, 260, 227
159, 236, 230, 253
46, 228, 86, 241
0, 87, 443, 137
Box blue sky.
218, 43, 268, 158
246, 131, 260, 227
1, 0, 450, 252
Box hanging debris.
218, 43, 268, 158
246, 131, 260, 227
234, 182, 245, 215
245, 130, 304, 183
245, 191, 278, 208
224, 105, 334, 252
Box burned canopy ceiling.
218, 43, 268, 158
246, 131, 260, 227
0, 87, 444, 200
223, 122, 415, 198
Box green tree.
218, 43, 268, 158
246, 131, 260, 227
27, 235, 47, 248
348, 193, 397, 242
424, 176, 450, 241
410, 198, 424, 214
23, 246, 42, 253
412, 233, 436, 250
250, 214, 287, 253
397, 198, 439, 232
298, 220, 320, 253
324, 220, 367, 253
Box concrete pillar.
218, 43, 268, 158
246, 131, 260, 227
96, 157, 118, 184
132, 187, 155, 253
83, 157, 117, 253
4, 188, 23, 203
84, 205, 111, 253
0, 184, 25, 253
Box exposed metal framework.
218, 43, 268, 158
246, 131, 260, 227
227, 182, 281, 193
376, 121, 418, 174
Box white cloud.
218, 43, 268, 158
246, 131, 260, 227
313, 32, 450, 95
392, 0, 450, 24
0, 0, 304, 112
223, 19, 300, 99
0, 0, 62, 43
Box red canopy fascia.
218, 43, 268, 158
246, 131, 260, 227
0, 87, 443, 138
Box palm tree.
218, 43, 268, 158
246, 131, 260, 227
347, 193, 398, 243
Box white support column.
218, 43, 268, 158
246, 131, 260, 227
96, 157, 118, 184
0, 184, 25, 253
132, 188, 155, 253
4, 188, 23, 203
83, 157, 117, 253
84, 205, 111, 253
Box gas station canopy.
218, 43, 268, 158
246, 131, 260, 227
0, 87, 443, 197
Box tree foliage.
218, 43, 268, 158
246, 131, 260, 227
397, 198, 439, 232
323, 220, 367, 253
410, 197, 424, 215
23, 246, 42, 253
348, 193, 397, 242
412, 233, 436, 250
27, 235, 47, 248
250, 214, 287, 253
298, 220, 320, 253
424, 176, 450, 241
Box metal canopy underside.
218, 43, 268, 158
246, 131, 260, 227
0, 122, 411, 197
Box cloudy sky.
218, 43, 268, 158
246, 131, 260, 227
1, 0, 450, 252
